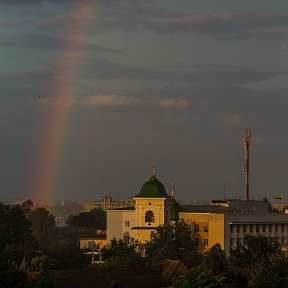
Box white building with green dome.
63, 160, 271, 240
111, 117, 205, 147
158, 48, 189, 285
106, 163, 288, 255
106, 163, 182, 243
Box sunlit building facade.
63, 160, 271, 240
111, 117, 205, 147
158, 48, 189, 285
106, 166, 288, 254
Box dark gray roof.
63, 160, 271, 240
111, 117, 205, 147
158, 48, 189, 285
106, 206, 135, 211
180, 205, 235, 213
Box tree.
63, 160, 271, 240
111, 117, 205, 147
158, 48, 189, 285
31, 271, 55, 288
45, 239, 89, 269
203, 244, 228, 274
91, 208, 106, 229
172, 266, 227, 288
0, 260, 30, 288
249, 253, 288, 288
0, 260, 55, 288
201, 244, 248, 287
229, 235, 282, 268
0, 203, 35, 265
0, 204, 32, 249
178, 266, 247, 288
102, 233, 144, 267
145, 220, 202, 267
28, 255, 50, 272
28, 208, 55, 246
21, 199, 33, 215
66, 209, 106, 229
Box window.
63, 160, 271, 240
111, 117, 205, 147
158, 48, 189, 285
250, 225, 253, 233
275, 224, 278, 233
230, 225, 233, 233
282, 224, 285, 233
263, 225, 266, 233
269, 224, 272, 233
125, 221, 130, 227
237, 225, 240, 233
243, 225, 246, 233
256, 224, 259, 233
194, 224, 199, 232
145, 210, 154, 223
204, 225, 208, 232
194, 238, 199, 247
204, 239, 208, 246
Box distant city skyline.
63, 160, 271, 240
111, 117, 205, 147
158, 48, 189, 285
1, 1, 288, 202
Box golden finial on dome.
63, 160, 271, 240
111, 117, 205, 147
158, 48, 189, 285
151, 160, 156, 180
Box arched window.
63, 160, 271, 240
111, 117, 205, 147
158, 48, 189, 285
145, 210, 154, 223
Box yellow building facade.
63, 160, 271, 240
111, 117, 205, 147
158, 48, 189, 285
179, 213, 225, 254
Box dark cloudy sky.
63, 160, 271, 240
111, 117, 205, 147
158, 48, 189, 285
1, 0, 288, 202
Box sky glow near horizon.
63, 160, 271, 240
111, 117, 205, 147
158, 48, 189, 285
1, 0, 288, 202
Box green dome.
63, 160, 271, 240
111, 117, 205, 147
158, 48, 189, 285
135, 177, 168, 198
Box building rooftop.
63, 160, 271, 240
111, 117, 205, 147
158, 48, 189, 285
106, 206, 135, 211
181, 204, 235, 214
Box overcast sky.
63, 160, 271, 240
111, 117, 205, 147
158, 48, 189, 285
1, 0, 288, 203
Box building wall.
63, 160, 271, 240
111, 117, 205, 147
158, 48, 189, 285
179, 213, 225, 254
224, 213, 288, 253
132, 197, 169, 243
134, 198, 168, 227
180, 212, 288, 254
106, 210, 135, 242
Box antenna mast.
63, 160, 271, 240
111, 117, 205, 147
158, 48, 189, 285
243, 129, 252, 201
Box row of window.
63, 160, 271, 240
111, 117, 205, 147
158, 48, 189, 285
230, 223, 288, 233
230, 236, 287, 247
194, 238, 209, 246
194, 224, 209, 232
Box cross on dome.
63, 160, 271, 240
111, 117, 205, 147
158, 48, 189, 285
151, 160, 157, 180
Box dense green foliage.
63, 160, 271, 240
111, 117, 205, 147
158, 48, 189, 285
103, 233, 145, 267
45, 239, 89, 269
249, 253, 288, 288
0, 261, 30, 288
173, 266, 224, 288
0, 203, 37, 265
173, 244, 247, 288
203, 243, 228, 274
0, 260, 55, 288
173, 265, 246, 288
145, 220, 202, 267
0, 202, 89, 287
66, 208, 106, 229
0, 203, 32, 249
229, 234, 282, 267
28, 208, 56, 246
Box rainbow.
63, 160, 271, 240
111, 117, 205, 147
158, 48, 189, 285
31, 3, 95, 200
